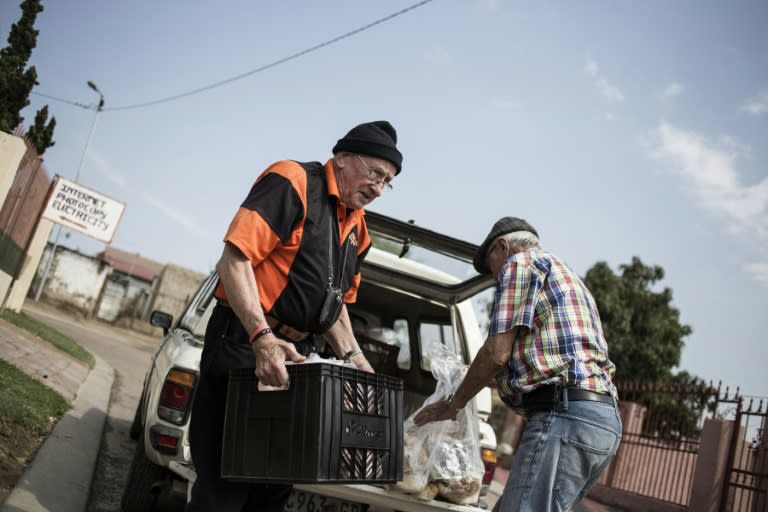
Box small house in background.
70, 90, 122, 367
141, 264, 208, 334
31, 245, 111, 315
95, 246, 164, 323
31, 243, 207, 335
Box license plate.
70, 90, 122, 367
284, 490, 366, 512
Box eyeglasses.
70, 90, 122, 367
356, 155, 394, 192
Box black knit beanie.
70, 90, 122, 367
332, 120, 403, 175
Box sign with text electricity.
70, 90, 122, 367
42, 176, 126, 244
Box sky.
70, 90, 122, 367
2, 0, 767, 400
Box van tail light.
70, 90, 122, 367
158, 369, 197, 425
157, 433, 179, 449
481, 447, 497, 485
149, 425, 182, 455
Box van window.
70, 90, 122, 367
419, 321, 458, 372
393, 318, 411, 370
179, 273, 218, 341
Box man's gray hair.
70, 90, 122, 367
500, 230, 540, 250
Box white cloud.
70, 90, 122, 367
663, 82, 685, 98
650, 122, 768, 225
596, 77, 624, 102
583, 55, 624, 103
584, 56, 599, 77
744, 262, 768, 285
741, 89, 768, 116
143, 194, 210, 238
649, 121, 768, 284
87, 149, 126, 189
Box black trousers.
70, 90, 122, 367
186, 305, 292, 512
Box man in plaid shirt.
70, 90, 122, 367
415, 216, 622, 512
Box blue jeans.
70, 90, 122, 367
493, 397, 622, 512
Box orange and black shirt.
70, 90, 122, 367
215, 159, 372, 332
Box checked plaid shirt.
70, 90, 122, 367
490, 248, 616, 397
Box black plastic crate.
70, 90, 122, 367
221, 363, 404, 484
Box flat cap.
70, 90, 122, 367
473, 217, 539, 274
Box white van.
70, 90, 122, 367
122, 211, 498, 512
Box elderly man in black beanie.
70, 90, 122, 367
186, 121, 403, 512
414, 216, 621, 512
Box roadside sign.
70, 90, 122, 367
41, 176, 126, 244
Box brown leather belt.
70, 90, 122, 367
265, 315, 312, 343
215, 300, 312, 343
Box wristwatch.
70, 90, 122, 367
444, 393, 463, 411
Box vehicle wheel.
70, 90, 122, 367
121, 435, 166, 512
128, 396, 144, 440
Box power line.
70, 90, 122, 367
31, 91, 93, 110
31, 0, 434, 112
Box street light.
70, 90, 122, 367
34, 81, 105, 302
74, 81, 105, 183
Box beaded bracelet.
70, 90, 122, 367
249, 327, 273, 346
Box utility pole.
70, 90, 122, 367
34, 81, 104, 302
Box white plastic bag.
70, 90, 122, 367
391, 344, 485, 505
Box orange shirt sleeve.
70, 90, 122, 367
223, 161, 308, 265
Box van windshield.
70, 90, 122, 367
178, 273, 217, 341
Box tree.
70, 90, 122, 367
583, 256, 693, 382
25, 104, 55, 153
0, 0, 56, 154
581, 258, 725, 438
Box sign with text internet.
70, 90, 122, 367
41, 176, 126, 244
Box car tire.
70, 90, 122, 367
128, 396, 144, 440
121, 435, 165, 512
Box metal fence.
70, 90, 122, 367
598, 381, 768, 511
602, 381, 722, 506
721, 395, 767, 512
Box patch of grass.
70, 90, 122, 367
1, 310, 94, 369
0, 359, 70, 436
0, 358, 70, 494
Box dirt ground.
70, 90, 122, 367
0, 419, 48, 506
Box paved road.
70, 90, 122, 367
21, 301, 164, 512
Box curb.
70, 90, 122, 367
1, 354, 114, 512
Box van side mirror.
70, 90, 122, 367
150, 310, 173, 336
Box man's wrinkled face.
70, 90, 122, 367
486, 238, 509, 279
336, 153, 396, 209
